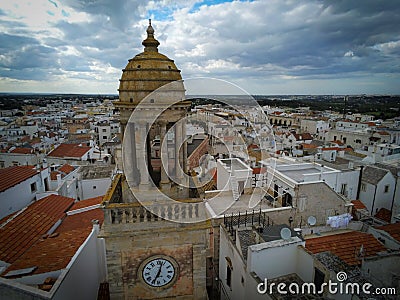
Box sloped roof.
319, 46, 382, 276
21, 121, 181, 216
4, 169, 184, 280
321, 147, 339, 151
306, 231, 386, 266
69, 195, 103, 211
374, 208, 392, 223
331, 140, 345, 145
293, 132, 313, 141
362, 166, 389, 185
0, 166, 38, 192
10, 147, 34, 154
375, 163, 400, 178
0, 194, 74, 264
351, 200, 367, 210
376, 223, 400, 243
58, 164, 75, 174
47, 143, 91, 158
50, 171, 62, 181
377, 131, 390, 135
3, 208, 104, 276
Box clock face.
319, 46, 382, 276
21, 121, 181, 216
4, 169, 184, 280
141, 257, 176, 287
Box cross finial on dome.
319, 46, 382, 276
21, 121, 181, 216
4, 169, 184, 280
142, 19, 159, 52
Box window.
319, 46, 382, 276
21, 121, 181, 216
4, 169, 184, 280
225, 257, 232, 288
12, 161, 19, 166
340, 183, 347, 196
103, 136, 107, 140
0, 161, 4, 168
30, 182, 37, 192
93, 186, 97, 190
384, 185, 389, 193
102, 128, 107, 132
361, 183, 366, 192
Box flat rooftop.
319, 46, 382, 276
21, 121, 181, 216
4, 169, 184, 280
279, 165, 335, 183
219, 158, 251, 171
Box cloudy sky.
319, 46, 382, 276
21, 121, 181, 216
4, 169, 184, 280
0, 0, 399, 95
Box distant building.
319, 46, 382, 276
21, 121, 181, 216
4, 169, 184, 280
0, 148, 40, 168
47, 143, 94, 165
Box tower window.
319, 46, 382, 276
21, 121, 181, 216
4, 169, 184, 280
130, 98, 133, 103
150, 99, 154, 103
168, 65, 171, 69
137, 65, 141, 68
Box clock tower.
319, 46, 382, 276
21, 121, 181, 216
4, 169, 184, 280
101, 20, 210, 299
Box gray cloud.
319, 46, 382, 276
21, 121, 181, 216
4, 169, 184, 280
0, 0, 399, 93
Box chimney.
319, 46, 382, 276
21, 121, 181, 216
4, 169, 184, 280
56, 173, 62, 186
320, 165, 324, 181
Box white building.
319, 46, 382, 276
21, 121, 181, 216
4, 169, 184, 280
77, 165, 114, 200
219, 223, 308, 300
0, 194, 106, 300
0, 165, 50, 219
300, 119, 330, 136
219, 220, 392, 300
359, 165, 396, 216
0, 150, 41, 168
216, 158, 252, 198
261, 158, 359, 204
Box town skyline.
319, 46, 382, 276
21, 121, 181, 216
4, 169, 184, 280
1, 0, 400, 95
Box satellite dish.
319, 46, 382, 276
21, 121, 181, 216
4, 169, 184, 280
307, 216, 316, 226
280, 227, 292, 240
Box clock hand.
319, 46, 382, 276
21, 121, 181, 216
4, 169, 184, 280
152, 265, 163, 284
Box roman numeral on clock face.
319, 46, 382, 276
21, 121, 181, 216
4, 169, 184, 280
142, 257, 176, 287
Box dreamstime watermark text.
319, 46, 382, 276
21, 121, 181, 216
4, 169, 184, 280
257, 271, 397, 296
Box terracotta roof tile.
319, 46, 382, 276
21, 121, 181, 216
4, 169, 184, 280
294, 133, 313, 141
377, 131, 390, 135
351, 200, 367, 210
306, 231, 386, 266
301, 143, 317, 149
0, 194, 74, 265
0, 166, 38, 192
10, 147, 34, 154
4, 208, 104, 276
321, 147, 339, 151
47, 143, 91, 158
58, 164, 75, 174
50, 171, 63, 181
376, 223, 400, 243
70, 196, 104, 211
331, 140, 344, 145
374, 208, 392, 223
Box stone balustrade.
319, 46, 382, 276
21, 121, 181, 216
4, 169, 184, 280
103, 201, 206, 224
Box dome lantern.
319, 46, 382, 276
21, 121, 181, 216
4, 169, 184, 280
142, 19, 160, 52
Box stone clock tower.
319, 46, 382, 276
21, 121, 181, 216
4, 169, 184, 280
101, 20, 210, 300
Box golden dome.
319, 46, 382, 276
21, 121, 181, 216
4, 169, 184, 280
118, 19, 182, 105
